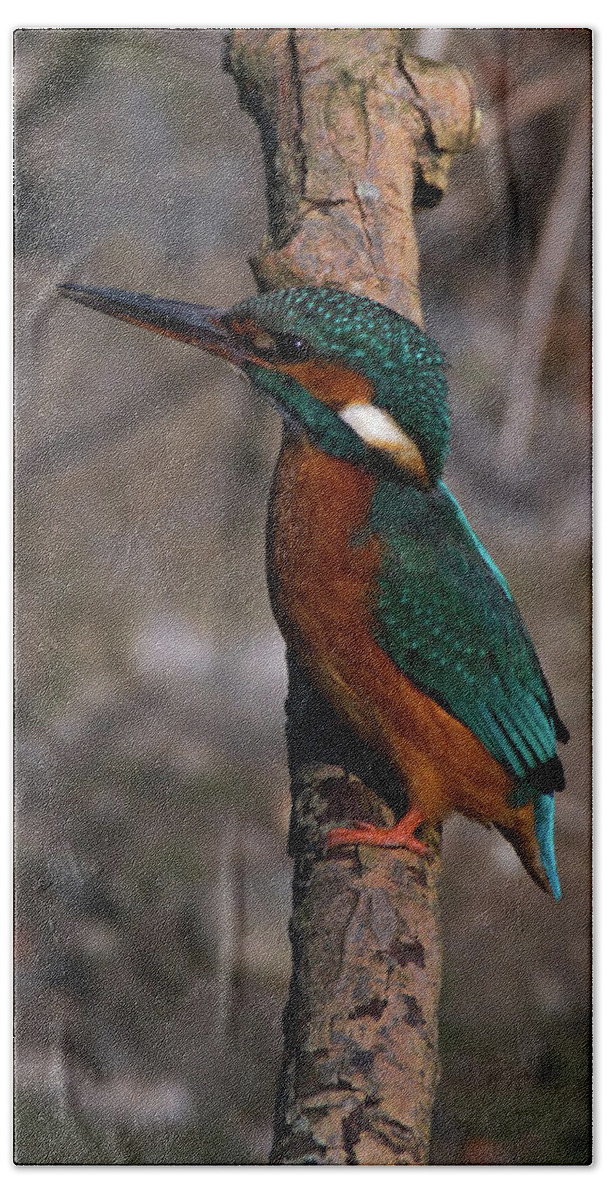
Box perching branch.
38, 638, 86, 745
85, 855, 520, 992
225, 28, 478, 1166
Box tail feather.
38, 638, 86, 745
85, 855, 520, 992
534, 792, 561, 900
495, 792, 561, 900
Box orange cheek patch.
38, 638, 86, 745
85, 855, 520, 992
279, 359, 375, 410
231, 318, 275, 352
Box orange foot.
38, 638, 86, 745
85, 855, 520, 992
325, 808, 429, 855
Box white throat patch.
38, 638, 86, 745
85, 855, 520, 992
340, 403, 428, 483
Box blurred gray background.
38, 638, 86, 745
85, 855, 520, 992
14, 28, 591, 1165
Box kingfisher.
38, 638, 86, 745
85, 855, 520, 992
59, 282, 569, 899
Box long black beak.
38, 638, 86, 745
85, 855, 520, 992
58, 283, 250, 365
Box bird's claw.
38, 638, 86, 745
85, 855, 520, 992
325, 810, 430, 856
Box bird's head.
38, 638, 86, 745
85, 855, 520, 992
58, 283, 450, 486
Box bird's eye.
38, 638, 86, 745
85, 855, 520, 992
273, 333, 312, 362
232, 319, 313, 363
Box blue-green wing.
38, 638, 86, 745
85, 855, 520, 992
369, 479, 567, 790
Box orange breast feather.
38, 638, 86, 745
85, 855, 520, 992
268, 436, 523, 830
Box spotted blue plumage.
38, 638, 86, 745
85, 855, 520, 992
236, 287, 450, 482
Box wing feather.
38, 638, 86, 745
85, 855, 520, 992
369, 479, 567, 788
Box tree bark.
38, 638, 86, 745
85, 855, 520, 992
225, 28, 478, 1166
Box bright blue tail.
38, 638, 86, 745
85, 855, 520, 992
534, 793, 562, 900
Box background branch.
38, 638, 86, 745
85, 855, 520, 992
497, 98, 591, 473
